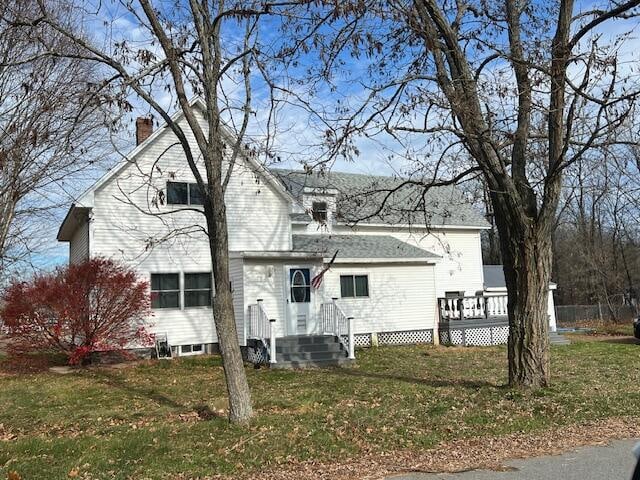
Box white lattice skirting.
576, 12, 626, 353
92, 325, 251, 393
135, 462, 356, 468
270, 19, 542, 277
244, 339, 269, 364
439, 323, 509, 346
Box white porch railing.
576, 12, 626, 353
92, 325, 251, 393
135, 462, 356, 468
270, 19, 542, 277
321, 298, 355, 359
438, 295, 509, 321
247, 299, 277, 364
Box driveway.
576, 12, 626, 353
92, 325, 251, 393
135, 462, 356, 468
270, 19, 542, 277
388, 439, 639, 480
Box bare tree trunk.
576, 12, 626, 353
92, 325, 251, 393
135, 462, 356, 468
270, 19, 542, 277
496, 208, 552, 387
483, 189, 502, 265
204, 142, 253, 422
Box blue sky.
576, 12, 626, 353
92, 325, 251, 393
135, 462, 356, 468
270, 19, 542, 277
30, 0, 640, 272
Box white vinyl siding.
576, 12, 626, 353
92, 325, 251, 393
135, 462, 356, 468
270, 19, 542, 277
327, 224, 485, 298
242, 259, 289, 339
90, 113, 292, 267
229, 256, 246, 346
69, 220, 89, 265
83, 114, 292, 348
321, 263, 437, 335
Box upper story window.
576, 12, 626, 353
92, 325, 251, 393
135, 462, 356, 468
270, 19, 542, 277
312, 201, 327, 223
340, 275, 369, 298
184, 272, 212, 308
167, 181, 204, 206
151, 273, 180, 309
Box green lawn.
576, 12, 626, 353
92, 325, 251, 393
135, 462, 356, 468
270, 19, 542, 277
1, 339, 639, 479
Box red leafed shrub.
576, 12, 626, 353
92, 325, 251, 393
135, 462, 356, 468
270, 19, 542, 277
0, 258, 153, 365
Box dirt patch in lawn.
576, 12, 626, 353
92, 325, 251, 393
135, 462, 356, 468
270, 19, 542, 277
220, 416, 640, 480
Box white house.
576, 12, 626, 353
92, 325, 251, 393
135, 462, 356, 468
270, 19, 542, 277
57, 99, 560, 366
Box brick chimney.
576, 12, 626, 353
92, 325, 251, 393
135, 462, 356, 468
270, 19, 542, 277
135, 117, 153, 145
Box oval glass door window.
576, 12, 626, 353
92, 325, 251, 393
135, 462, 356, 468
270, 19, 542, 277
290, 269, 311, 303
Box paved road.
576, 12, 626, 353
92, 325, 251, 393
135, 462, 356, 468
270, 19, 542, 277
388, 439, 639, 480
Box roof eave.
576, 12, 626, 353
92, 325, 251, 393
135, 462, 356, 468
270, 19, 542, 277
57, 205, 91, 241
329, 256, 438, 264
335, 221, 491, 230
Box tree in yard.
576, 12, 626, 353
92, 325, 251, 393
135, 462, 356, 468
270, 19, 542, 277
0, 0, 111, 279
287, 0, 640, 386
0, 258, 153, 365
553, 142, 640, 314
12, 0, 303, 422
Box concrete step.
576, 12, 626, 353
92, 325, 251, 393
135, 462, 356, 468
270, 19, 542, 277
270, 357, 355, 370
278, 350, 347, 362
268, 335, 353, 369
276, 335, 338, 346
549, 332, 571, 345
275, 342, 344, 354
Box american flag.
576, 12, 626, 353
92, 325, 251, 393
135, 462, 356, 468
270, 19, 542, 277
311, 250, 338, 289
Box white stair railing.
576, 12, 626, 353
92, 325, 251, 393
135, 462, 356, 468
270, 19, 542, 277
321, 298, 355, 359
247, 299, 276, 364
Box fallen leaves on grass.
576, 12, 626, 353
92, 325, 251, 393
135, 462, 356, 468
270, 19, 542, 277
202, 416, 640, 480
0, 423, 15, 441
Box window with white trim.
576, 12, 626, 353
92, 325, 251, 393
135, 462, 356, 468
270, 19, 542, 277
340, 275, 369, 298
166, 181, 204, 206
312, 201, 328, 223
151, 273, 180, 309
180, 344, 204, 356
184, 273, 212, 308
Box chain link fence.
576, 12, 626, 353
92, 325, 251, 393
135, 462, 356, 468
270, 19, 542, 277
556, 304, 637, 326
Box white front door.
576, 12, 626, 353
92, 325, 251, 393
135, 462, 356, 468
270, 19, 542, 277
286, 267, 314, 335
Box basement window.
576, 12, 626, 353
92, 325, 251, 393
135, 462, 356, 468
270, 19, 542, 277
167, 181, 204, 206
340, 275, 369, 298
180, 344, 204, 356
312, 201, 328, 223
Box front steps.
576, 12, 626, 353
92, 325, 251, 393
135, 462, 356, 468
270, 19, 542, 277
271, 335, 354, 369
549, 331, 571, 345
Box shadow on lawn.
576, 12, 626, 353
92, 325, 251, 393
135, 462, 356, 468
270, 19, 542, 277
323, 366, 498, 390
90, 369, 221, 420
599, 336, 640, 345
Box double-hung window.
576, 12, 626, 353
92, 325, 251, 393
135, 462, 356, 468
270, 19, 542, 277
184, 273, 212, 308
151, 273, 180, 309
166, 181, 204, 206
340, 275, 369, 298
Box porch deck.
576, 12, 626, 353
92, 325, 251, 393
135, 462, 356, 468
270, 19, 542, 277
437, 295, 568, 346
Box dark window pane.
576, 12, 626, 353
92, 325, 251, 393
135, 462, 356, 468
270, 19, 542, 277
189, 183, 204, 205
312, 201, 327, 222
185, 290, 212, 307
340, 275, 354, 298
192, 344, 203, 352
182, 345, 192, 353
152, 291, 179, 309
167, 181, 188, 205
291, 286, 310, 303
152, 273, 179, 291
355, 276, 369, 297
185, 273, 211, 290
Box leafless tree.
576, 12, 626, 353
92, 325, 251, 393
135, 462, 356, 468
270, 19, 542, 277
0, 0, 110, 280
12, 0, 308, 423
554, 136, 640, 315
285, 0, 640, 387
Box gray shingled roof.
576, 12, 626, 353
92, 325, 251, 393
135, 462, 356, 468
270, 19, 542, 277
292, 234, 439, 260
483, 265, 557, 289
483, 266, 506, 289
289, 212, 312, 223
270, 168, 489, 228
